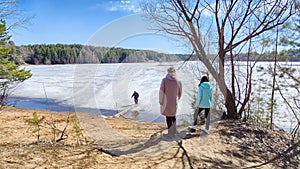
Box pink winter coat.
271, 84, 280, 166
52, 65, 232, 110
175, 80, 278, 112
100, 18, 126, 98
159, 73, 182, 117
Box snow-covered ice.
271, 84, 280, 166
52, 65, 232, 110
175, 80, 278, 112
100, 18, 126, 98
8, 62, 300, 131
9, 62, 196, 123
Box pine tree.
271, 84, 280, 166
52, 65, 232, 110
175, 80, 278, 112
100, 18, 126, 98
0, 20, 31, 106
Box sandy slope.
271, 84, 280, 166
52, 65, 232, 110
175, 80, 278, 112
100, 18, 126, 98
0, 107, 298, 169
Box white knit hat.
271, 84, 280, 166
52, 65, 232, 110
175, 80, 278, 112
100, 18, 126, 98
167, 67, 176, 73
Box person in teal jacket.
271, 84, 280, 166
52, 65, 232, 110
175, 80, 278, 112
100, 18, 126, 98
189, 76, 213, 132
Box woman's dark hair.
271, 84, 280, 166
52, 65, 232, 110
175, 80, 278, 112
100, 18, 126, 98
199, 76, 209, 86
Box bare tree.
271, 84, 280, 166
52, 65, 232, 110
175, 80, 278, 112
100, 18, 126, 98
143, 0, 295, 119
276, 66, 300, 140
0, 0, 31, 30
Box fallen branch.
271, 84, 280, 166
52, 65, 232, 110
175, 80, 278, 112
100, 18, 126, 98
97, 147, 119, 157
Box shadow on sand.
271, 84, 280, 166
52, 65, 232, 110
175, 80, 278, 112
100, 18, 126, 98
98, 128, 200, 168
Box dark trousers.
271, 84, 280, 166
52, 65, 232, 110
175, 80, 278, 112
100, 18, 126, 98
193, 108, 210, 125
166, 116, 177, 135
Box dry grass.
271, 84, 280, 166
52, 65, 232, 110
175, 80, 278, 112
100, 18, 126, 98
0, 107, 298, 169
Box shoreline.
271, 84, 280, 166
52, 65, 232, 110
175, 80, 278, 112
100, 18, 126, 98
7, 97, 296, 132
7, 97, 166, 123
7, 97, 298, 133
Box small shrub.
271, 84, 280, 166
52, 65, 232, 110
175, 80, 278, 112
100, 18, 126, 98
70, 114, 85, 145
25, 112, 45, 142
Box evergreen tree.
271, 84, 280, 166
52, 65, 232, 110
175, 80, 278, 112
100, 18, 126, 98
0, 20, 31, 106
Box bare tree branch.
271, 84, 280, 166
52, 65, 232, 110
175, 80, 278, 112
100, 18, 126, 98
143, 0, 295, 119
0, 0, 32, 30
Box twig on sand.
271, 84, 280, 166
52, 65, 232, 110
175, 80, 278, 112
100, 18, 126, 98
97, 147, 119, 157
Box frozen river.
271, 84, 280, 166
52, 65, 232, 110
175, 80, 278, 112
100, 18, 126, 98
8, 62, 300, 132
9, 62, 196, 123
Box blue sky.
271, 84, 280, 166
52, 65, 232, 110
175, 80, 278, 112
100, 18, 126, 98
10, 0, 190, 54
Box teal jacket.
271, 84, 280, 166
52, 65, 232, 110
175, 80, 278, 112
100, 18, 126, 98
195, 82, 213, 108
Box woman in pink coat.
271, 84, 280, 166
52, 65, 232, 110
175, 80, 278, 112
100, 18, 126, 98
159, 67, 182, 137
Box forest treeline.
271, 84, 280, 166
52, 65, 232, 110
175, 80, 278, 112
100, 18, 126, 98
237, 49, 300, 62
10, 44, 190, 64
8, 43, 300, 65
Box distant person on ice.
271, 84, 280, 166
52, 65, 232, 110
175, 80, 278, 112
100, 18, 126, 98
159, 66, 182, 138
131, 91, 139, 104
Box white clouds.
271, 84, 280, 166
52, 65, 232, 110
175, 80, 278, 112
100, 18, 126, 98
121, 1, 131, 4
110, 0, 140, 13
89, 0, 141, 13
